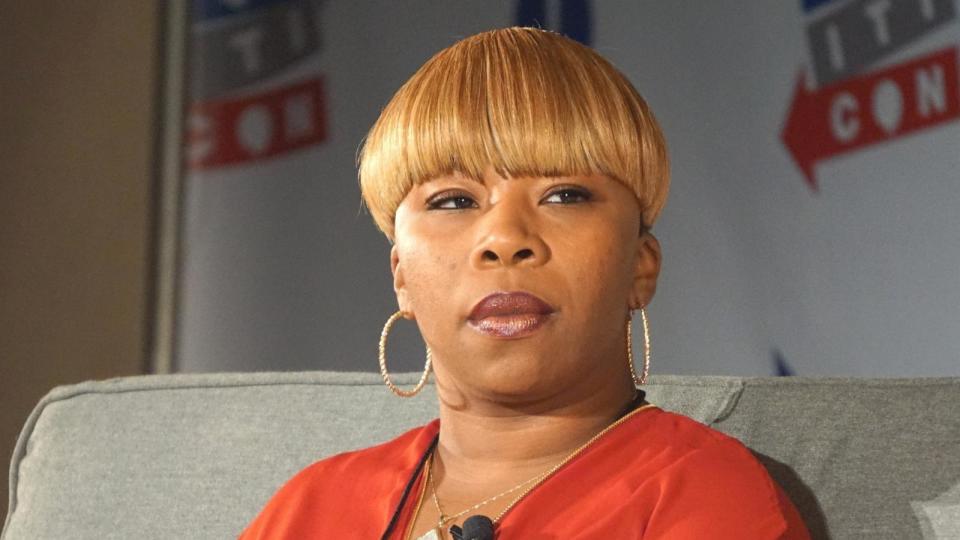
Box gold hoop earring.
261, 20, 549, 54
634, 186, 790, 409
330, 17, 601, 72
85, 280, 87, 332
379, 310, 432, 397
627, 307, 651, 386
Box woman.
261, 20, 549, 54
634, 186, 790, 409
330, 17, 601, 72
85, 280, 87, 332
240, 27, 811, 539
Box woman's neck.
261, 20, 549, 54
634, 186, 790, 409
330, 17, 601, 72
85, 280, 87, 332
432, 375, 638, 489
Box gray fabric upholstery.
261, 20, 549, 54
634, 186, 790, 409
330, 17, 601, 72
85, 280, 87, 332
2, 372, 959, 539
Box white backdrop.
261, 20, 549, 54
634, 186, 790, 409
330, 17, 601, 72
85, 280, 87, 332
176, 0, 960, 376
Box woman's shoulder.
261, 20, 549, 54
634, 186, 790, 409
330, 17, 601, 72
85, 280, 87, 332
270, 418, 438, 496
618, 407, 810, 539
624, 407, 777, 491
298, 418, 438, 478
238, 419, 439, 539
638, 405, 736, 440
631, 406, 763, 465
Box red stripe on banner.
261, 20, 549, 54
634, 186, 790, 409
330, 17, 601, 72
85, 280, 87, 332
186, 77, 328, 170
782, 47, 960, 190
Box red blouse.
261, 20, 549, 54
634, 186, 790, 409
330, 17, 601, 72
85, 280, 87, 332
240, 405, 811, 539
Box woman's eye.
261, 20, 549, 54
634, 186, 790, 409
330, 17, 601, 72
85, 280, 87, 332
426, 193, 478, 210
543, 187, 592, 204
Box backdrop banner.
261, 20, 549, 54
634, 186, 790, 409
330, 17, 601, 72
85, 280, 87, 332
177, 0, 960, 377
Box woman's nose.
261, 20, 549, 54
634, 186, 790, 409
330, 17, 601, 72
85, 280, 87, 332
470, 201, 550, 269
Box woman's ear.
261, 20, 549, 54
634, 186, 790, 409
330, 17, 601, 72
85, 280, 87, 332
629, 231, 662, 310
390, 245, 415, 319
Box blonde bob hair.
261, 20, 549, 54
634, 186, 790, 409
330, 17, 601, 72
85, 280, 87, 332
358, 26, 670, 243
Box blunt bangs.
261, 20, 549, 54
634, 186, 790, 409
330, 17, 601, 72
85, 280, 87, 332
358, 27, 670, 242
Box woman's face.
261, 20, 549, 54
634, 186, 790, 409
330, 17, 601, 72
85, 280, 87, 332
391, 165, 661, 405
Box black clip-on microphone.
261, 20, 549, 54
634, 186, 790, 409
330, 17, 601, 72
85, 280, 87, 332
449, 515, 495, 540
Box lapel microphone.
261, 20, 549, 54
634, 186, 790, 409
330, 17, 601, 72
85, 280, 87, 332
449, 515, 495, 540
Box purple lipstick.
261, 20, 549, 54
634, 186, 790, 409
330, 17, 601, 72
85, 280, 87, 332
467, 291, 556, 338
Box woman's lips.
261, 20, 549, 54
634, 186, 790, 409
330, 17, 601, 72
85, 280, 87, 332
467, 292, 556, 338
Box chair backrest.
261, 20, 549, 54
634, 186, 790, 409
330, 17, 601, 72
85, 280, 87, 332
3, 372, 959, 539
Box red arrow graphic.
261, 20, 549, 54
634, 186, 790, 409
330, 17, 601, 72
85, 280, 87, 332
186, 77, 329, 170
782, 47, 959, 190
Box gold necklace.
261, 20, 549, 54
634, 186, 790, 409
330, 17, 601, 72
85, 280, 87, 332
423, 400, 657, 535
427, 451, 541, 528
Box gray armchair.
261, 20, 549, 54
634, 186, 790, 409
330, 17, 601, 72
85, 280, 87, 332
3, 372, 959, 539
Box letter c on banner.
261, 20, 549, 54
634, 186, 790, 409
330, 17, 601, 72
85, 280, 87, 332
830, 92, 860, 143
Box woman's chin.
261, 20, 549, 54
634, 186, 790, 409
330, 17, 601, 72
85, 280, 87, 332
465, 356, 571, 404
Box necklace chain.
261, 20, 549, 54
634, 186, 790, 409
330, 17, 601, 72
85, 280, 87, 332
427, 453, 539, 527
424, 398, 656, 530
